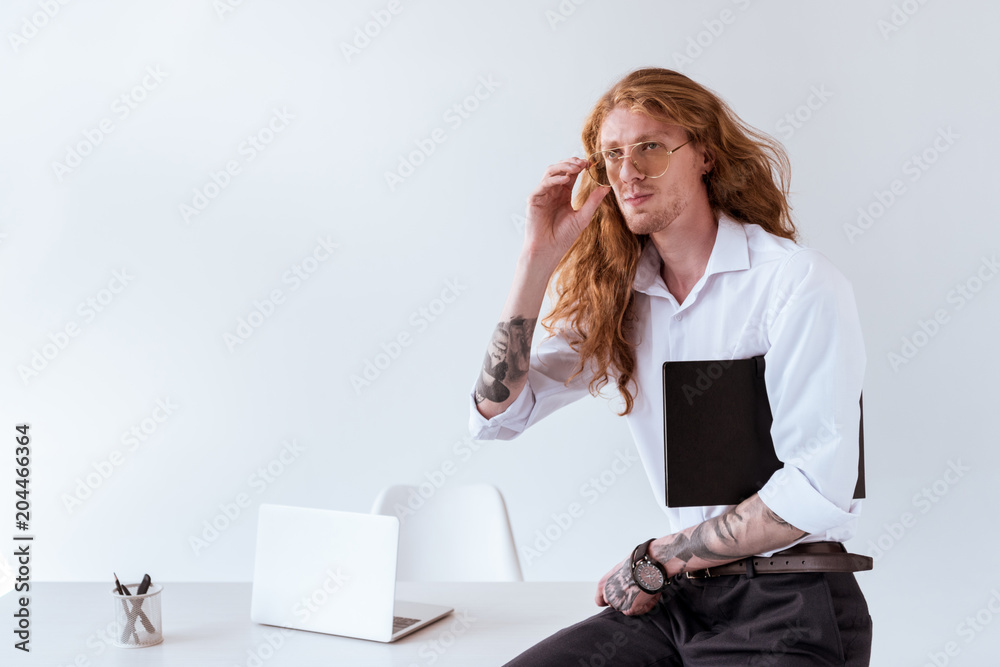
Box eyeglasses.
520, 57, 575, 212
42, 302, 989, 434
586, 139, 691, 187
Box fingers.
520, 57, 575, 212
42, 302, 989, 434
529, 157, 591, 196
595, 570, 611, 606
595, 588, 608, 607
542, 157, 589, 180
622, 593, 661, 617
576, 180, 612, 220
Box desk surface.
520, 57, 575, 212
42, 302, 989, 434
4, 582, 599, 666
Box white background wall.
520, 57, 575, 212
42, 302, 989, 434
1, 0, 998, 663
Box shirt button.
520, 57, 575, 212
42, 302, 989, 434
674, 313, 684, 321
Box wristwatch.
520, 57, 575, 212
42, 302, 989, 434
631, 538, 670, 593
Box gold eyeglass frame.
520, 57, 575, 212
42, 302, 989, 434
587, 139, 691, 186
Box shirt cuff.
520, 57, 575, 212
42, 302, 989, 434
757, 466, 856, 535
467, 382, 536, 440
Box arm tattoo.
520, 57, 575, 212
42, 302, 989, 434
764, 506, 798, 530
665, 525, 735, 564
651, 497, 806, 567
602, 497, 806, 614
474, 316, 536, 405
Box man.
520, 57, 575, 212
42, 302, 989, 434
468, 68, 872, 665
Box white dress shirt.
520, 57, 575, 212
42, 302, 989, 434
468, 215, 866, 556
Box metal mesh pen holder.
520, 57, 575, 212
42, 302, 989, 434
110, 583, 163, 648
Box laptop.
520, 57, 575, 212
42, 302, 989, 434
250, 503, 453, 642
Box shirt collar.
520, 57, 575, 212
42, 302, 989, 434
632, 216, 750, 296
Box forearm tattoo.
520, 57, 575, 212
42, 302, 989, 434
474, 316, 536, 405
602, 500, 806, 614
651, 496, 807, 573
764, 506, 796, 529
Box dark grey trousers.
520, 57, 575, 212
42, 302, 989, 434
503, 572, 872, 666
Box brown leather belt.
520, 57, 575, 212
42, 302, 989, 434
684, 541, 873, 579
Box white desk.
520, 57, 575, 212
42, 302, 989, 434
4, 582, 598, 666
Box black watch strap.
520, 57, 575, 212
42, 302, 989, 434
631, 538, 670, 592
633, 538, 655, 565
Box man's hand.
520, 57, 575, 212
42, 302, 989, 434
523, 157, 610, 273
595, 557, 661, 616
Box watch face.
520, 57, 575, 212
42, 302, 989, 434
634, 560, 664, 592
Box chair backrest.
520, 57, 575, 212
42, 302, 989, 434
370, 483, 523, 582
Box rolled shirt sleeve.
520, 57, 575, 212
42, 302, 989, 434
757, 249, 867, 536
468, 327, 594, 441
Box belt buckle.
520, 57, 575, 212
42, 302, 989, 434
685, 567, 711, 579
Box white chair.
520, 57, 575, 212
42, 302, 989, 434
370, 483, 523, 582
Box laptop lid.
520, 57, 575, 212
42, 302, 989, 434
251, 504, 399, 642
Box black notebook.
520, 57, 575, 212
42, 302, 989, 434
661, 356, 865, 508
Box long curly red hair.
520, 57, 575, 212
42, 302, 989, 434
542, 68, 799, 416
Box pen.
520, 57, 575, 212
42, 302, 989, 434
134, 574, 155, 633
115, 574, 139, 643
